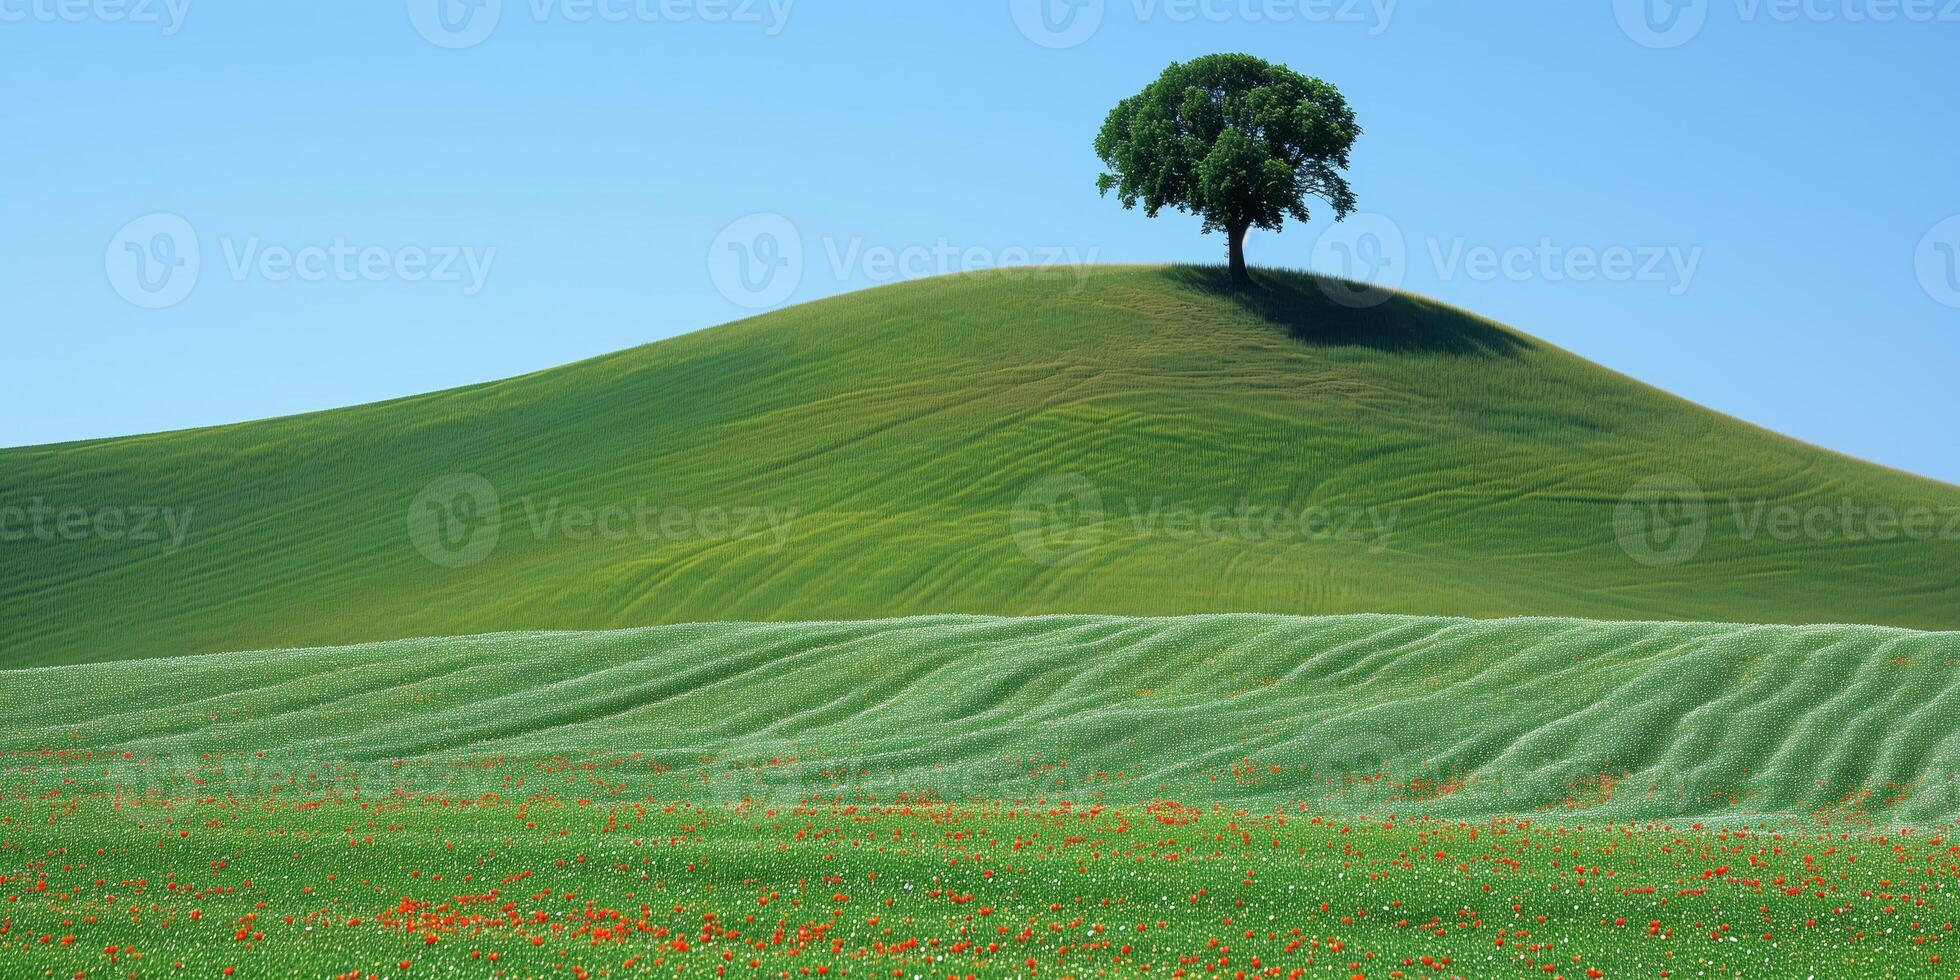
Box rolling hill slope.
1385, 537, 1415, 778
3, 266, 1957, 667
10, 614, 1960, 821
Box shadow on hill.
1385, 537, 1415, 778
1166, 265, 1535, 358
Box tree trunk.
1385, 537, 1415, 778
1227, 223, 1250, 285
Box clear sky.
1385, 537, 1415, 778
3, 1, 1956, 483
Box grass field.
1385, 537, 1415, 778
10, 614, 1960, 823
8, 789, 1956, 979
8, 613, 1960, 978
5, 267, 1958, 668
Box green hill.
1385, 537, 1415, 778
11, 614, 1959, 821
3, 266, 1956, 667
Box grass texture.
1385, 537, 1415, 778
4, 267, 1957, 667
9, 613, 1960, 823
9, 613, 1960, 977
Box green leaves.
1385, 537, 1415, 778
1095, 54, 1361, 264
1196, 127, 1291, 235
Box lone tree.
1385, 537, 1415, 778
1095, 54, 1360, 285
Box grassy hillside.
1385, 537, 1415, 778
4, 266, 1956, 667
10, 613, 1960, 822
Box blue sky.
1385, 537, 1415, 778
3, 1, 1957, 483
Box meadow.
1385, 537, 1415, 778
7, 753, 1959, 978
9, 612, 1955, 976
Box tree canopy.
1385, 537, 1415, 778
1095, 54, 1361, 283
